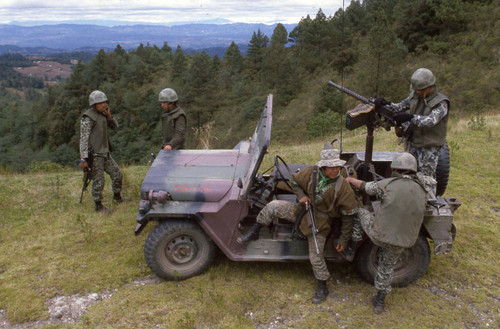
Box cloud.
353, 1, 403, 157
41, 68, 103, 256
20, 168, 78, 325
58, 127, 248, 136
0, 0, 349, 25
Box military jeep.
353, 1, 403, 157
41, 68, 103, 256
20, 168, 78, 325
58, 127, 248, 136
134, 94, 460, 286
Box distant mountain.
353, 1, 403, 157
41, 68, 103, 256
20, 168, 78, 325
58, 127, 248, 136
0, 23, 296, 51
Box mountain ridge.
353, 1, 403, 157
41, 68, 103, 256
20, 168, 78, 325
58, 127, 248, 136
0, 22, 297, 52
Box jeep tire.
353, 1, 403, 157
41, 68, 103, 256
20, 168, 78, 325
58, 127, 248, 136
144, 219, 216, 280
436, 142, 450, 196
353, 234, 431, 287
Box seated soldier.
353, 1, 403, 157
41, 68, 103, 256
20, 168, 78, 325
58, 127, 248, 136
237, 148, 358, 304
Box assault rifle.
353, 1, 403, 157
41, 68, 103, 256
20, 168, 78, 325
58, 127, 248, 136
75, 147, 94, 203
305, 201, 320, 255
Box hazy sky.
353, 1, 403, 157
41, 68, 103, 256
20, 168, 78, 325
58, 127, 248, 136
0, 0, 351, 25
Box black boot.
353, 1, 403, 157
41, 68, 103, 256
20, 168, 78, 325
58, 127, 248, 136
372, 290, 387, 314
95, 201, 112, 213
113, 193, 131, 203
340, 240, 359, 262
312, 280, 329, 304
236, 223, 263, 244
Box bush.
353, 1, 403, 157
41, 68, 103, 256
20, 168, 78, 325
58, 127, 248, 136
307, 110, 342, 138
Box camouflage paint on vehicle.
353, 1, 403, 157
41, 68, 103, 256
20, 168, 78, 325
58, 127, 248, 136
135, 93, 460, 283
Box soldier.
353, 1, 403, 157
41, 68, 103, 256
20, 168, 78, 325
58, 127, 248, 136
79, 90, 129, 212
237, 148, 358, 304
345, 153, 427, 314
159, 88, 186, 150
375, 68, 449, 195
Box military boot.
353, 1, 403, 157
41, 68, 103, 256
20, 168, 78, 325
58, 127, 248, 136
113, 193, 131, 203
95, 201, 112, 213
372, 290, 388, 314
236, 223, 263, 244
312, 280, 329, 304
340, 240, 359, 262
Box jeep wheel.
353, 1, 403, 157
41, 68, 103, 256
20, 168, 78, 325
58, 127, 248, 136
436, 142, 450, 196
353, 234, 431, 287
144, 220, 216, 280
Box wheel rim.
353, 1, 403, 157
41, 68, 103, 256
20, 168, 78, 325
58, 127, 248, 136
165, 235, 198, 264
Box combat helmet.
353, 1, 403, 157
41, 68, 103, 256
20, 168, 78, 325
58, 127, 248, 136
391, 152, 417, 173
89, 90, 108, 106
410, 68, 436, 90
158, 88, 178, 102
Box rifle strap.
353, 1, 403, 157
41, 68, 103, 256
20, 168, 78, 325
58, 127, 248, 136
310, 166, 318, 222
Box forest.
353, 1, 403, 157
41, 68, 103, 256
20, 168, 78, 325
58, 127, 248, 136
0, 0, 498, 172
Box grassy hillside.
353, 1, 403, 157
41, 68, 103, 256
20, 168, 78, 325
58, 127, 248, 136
0, 114, 498, 328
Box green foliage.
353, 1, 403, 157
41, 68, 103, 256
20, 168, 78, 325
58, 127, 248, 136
307, 110, 342, 138
27, 160, 64, 172
0, 0, 498, 172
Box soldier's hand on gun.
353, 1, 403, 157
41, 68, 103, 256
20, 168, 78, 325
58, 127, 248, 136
79, 160, 90, 170
300, 197, 312, 209
335, 243, 345, 252
395, 112, 414, 125
373, 97, 390, 109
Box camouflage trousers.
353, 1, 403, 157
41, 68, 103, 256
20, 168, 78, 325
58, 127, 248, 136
90, 155, 123, 202
406, 141, 440, 194
257, 200, 330, 281
357, 208, 404, 293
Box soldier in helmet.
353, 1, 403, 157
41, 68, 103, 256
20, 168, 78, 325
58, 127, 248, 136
345, 152, 428, 314
158, 88, 186, 150
374, 68, 449, 194
79, 90, 129, 212
237, 147, 358, 304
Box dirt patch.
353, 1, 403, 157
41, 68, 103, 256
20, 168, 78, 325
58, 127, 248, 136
0, 276, 161, 328
0, 291, 114, 329
13, 60, 73, 85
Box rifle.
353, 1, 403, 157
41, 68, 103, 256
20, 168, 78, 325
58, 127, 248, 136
305, 201, 320, 255
75, 147, 94, 203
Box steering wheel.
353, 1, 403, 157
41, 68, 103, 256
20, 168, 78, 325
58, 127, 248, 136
274, 155, 293, 191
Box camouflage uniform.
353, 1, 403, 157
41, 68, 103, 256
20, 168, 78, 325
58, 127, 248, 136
393, 89, 450, 194
80, 109, 123, 202
255, 200, 330, 280
256, 166, 358, 281
357, 174, 426, 293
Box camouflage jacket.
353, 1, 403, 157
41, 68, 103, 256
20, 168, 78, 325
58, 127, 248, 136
290, 166, 358, 245
80, 108, 118, 159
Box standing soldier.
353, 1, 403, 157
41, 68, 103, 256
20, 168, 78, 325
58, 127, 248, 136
159, 88, 186, 150
237, 148, 359, 304
374, 68, 449, 195
79, 90, 129, 212
345, 153, 427, 314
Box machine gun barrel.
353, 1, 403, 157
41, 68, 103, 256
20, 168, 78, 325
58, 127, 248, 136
328, 80, 372, 104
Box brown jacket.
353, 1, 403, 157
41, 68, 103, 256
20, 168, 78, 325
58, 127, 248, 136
291, 166, 358, 246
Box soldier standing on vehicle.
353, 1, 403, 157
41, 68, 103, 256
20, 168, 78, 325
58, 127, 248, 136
79, 90, 129, 213
159, 88, 186, 150
345, 152, 427, 314
237, 148, 358, 304
374, 68, 449, 195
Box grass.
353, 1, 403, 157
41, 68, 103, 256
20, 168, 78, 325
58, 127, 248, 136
0, 113, 499, 328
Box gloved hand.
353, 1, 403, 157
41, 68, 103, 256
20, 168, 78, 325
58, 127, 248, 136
395, 112, 414, 125
373, 97, 390, 108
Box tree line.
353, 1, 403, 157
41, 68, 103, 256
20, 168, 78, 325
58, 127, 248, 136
0, 0, 498, 172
